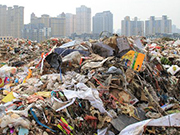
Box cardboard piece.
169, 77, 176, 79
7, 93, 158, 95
121, 50, 145, 72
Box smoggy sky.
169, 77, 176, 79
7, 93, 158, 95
1, 0, 180, 31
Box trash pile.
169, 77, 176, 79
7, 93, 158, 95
0, 35, 180, 135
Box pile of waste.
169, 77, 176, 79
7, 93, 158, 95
0, 35, 180, 135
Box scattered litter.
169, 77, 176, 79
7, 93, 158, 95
0, 36, 180, 134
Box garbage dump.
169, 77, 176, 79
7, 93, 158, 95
0, 35, 180, 135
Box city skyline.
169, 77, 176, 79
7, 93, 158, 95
93, 11, 113, 34
121, 16, 144, 36
1, 0, 180, 31
0, 5, 24, 38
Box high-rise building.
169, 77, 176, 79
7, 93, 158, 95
121, 16, 130, 37
93, 11, 113, 34
121, 16, 144, 36
76, 5, 91, 34
23, 23, 52, 43
0, 5, 7, 36
51, 12, 66, 37
145, 15, 172, 36
172, 25, 180, 34
65, 13, 76, 37
0, 5, 24, 38
26, 12, 66, 42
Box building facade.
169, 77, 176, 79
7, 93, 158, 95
93, 11, 113, 34
24, 12, 66, 42
64, 13, 76, 37
31, 13, 66, 38
145, 15, 172, 36
172, 25, 180, 33
121, 16, 144, 36
23, 23, 51, 43
51, 12, 66, 37
0, 5, 24, 38
0, 5, 7, 36
76, 5, 91, 34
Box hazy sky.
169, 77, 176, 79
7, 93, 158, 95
1, 0, 180, 31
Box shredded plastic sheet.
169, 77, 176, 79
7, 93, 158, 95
51, 96, 76, 112
59, 41, 76, 48
173, 39, 180, 47
97, 127, 115, 135
134, 37, 144, 49
6, 103, 35, 117
18, 127, 29, 135
62, 83, 112, 117
119, 113, 180, 135
0, 65, 17, 77
81, 57, 111, 70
